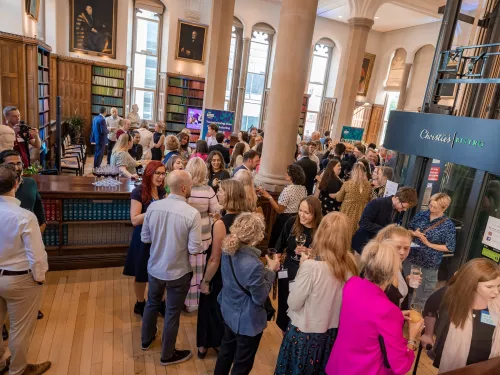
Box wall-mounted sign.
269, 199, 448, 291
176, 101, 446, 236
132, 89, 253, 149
384, 111, 500, 176
340, 126, 364, 144
482, 216, 500, 250
429, 166, 440, 182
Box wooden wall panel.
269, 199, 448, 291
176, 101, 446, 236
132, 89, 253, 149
0, 39, 26, 117
50, 54, 58, 120
57, 60, 92, 146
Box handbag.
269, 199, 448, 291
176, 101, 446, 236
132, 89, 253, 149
228, 256, 276, 321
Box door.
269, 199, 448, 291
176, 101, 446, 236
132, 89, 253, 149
365, 104, 384, 145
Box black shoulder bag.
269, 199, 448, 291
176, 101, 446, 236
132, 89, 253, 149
228, 256, 276, 321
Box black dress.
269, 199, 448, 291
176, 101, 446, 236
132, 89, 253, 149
319, 177, 342, 216
123, 185, 166, 282
208, 170, 231, 193
197, 213, 238, 349
151, 132, 162, 161
275, 216, 313, 332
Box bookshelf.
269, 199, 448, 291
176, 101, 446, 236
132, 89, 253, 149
299, 94, 311, 137
166, 73, 205, 146
37, 46, 51, 166
91, 66, 125, 120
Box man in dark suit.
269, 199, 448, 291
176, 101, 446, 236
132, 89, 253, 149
208, 133, 230, 165
232, 150, 260, 177
179, 29, 204, 60
351, 186, 418, 254
91, 107, 109, 168
296, 145, 318, 195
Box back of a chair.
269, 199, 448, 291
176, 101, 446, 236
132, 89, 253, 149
441, 357, 500, 375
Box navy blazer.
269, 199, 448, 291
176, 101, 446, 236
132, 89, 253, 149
218, 246, 275, 337
90, 115, 109, 144
351, 196, 400, 253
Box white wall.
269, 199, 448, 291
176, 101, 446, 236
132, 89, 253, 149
0, 0, 36, 38
404, 44, 435, 111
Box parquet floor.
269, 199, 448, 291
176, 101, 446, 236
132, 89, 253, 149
8, 267, 439, 375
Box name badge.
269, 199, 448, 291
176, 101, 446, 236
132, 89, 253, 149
289, 280, 296, 293
480, 310, 495, 326
278, 269, 288, 279
410, 242, 420, 248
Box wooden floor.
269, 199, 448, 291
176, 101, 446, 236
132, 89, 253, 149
9, 267, 439, 375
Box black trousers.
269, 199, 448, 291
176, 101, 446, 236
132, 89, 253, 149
214, 324, 263, 375
107, 140, 116, 164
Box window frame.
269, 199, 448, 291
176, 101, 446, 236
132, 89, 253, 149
131, 7, 163, 122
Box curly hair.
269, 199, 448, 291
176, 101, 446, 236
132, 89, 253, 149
165, 135, 180, 151
287, 164, 306, 186
222, 213, 266, 255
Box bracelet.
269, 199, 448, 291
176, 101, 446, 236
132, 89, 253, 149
407, 339, 418, 350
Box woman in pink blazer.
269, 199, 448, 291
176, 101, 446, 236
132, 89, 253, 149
326, 240, 423, 375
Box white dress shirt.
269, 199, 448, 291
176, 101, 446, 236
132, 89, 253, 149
0, 196, 48, 282
206, 135, 217, 147
106, 115, 122, 142
141, 194, 204, 281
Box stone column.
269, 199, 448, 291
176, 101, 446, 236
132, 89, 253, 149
255, 0, 319, 190
397, 63, 412, 110
333, 17, 374, 140
202, 0, 236, 110
234, 37, 251, 134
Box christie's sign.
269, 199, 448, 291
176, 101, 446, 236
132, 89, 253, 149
420, 129, 485, 148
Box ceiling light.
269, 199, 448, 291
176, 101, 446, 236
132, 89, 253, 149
375, 16, 379, 19
338, 16, 343, 18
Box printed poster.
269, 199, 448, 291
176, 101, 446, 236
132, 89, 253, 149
201, 109, 234, 140
340, 126, 364, 144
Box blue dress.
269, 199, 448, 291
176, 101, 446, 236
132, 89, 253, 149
123, 185, 166, 282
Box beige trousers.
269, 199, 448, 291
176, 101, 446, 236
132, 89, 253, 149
0, 273, 42, 375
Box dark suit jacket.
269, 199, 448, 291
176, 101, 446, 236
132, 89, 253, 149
296, 157, 318, 195
90, 115, 108, 145
208, 143, 230, 165
232, 164, 249, 177
351, 196, 400, 253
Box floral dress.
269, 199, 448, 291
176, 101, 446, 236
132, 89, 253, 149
336, 180, 372, 237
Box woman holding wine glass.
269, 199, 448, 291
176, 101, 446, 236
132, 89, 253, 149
275, 196, 322, 332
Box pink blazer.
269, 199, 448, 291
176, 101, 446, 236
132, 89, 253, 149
326, 277, 414, 375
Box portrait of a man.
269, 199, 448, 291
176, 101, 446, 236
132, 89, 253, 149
70, 0, 117, 58
176, 20, 208, 64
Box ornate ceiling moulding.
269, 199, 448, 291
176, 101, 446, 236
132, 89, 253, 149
347, 17, 375, 30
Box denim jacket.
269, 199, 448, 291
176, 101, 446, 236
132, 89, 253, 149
218, 246, 275, 337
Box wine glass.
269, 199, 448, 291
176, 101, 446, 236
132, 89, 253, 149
292, 233, 307, 261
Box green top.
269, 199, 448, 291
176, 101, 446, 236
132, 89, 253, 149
16, 177, 46, 225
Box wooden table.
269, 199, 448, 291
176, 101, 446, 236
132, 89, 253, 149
441, 357, 500, 374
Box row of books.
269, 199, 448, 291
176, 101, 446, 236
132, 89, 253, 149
166, 113, 185, 122
37, 52, 49, 68
38, 98, 49, 112
167, 87, 204, 99
39, 128, 47, 142
92, 105, 124, 116
38, 85, 49, 97
63, 224, 133, 246
92, 95, 124, 107
42, 225, 59, 247
43, 199, 60, 221
38, 70, 49, 83
166, 95, 203, 108
168, 77, 205, 90
39, 112, 49, 127
166, 122, 185, 132
166, 104, 186, 114
189, 134, 200, 143
62, 199, 130, 221
92, 76, 124, 88
92, 86, 123, 97
93, 66, 126, 79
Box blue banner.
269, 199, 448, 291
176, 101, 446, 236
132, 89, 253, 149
201, 109, 234, 139
340, 126, 364, 144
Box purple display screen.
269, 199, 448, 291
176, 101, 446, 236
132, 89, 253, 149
187, 108, 203, 130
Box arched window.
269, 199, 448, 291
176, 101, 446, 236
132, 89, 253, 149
304, 39, 334, 135
242, 23, 275, 130
224, 17, 243, 111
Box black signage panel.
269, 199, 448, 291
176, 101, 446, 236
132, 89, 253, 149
384, 111, 500, 176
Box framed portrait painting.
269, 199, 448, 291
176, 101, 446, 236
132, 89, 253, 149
176, 20, 208, 64
358, 53, 376, 96
26, 0, 40, 21
70, 0, 117, 58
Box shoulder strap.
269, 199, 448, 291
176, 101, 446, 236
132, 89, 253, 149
228, 256, 252, 298
423, 217, 448, 234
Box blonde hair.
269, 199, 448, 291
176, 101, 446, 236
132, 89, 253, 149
374, 224, 412, 243
311, 212, 358, 281
119, 118, 131, 129
361, 239, 401, 287
155, 122, 165, 132
430, 192, 451, 211
222, 213, 265, 255
233, 169, 257, 211
219, 180, 250, 213
113, 133, 131, 154
185, 157, 208, 186
165, 135, 180, 151
350, 163, 369, 194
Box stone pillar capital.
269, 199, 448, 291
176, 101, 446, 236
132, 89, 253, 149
347, 17, 375, 30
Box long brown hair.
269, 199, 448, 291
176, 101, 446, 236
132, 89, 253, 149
318, 159, 341, 191
350, 163, 369, 194
292, 196, 322, 238
219, 179, 249, 213
311, 212, 358, 281
444, 258, 500, 329
230, 142, 246, 168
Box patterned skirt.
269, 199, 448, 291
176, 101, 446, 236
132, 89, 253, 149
185, 253, 207, 311
274, 322, 337, 375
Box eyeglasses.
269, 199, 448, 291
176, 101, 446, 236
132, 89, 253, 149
6, 162, 23, 168
154, 171, 166, 177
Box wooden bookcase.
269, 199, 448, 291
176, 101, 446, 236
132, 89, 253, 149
91, 65, 125, 119
298, 94, 311, 137
166, 73, 205, 146
37, 47, 51, 166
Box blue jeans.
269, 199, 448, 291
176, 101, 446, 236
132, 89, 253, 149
403, 261, 438, 308
141, 272, 192, 360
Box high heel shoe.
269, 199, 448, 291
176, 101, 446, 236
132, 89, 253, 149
197, 348, 207, 359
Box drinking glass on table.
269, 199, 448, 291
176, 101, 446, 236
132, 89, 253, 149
409, 265, 422, 289
292, 234, 307, 261
409, 302, 423, 323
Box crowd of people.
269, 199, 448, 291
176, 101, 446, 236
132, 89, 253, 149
1, 102, 497, 375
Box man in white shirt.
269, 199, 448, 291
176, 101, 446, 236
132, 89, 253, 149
205, 124, 218, 147
105, 107, 121, 164
141, 170, 203, 366
0, 165, 51, 375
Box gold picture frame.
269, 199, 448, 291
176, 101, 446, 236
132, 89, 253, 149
70, 0, 117, 59
26, 0, 40, 21
358, 53, 376, 96
175, 20, 208, 64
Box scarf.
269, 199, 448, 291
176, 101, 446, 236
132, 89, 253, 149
439, 296, 500, 373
